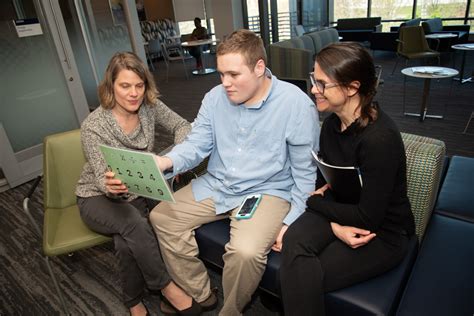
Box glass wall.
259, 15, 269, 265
333, 0, 369, 21
470, 2, 474, 26
329, 0, 474, 26
371, 0, 412, 21
302, 0, 328, 29
244, 0, 298, 42
415, 0, 467, 20
245, 0, 473, 41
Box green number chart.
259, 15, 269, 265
99, 145, 175, 202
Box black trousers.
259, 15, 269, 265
77, 195, 171, 308
188, 47, 202, 63
280, 212, 408, 316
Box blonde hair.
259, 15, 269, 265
98, 52, 159, 109
216, 29, 267, 70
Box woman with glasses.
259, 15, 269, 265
278, 42, 415, 315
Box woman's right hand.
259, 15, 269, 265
309, 183, 331, 197
105, 171, 128, 194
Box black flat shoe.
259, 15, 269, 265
160, 295, 202, 316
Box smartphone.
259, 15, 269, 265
235, 194, 262, 220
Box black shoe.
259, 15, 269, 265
160, 287, 218, 314
200, 287, 218, 311
160, 295, 202, 316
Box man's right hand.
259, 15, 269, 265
155, 155, 173, 172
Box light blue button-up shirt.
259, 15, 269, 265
167, 71, 319, 225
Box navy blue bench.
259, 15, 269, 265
196, 219, 418, 315
193, 133, 446, 315
397, 155, 474, 315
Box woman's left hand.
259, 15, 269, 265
309, 183, 331, 197
330, 222, 376, 249
271, 225, 288, 252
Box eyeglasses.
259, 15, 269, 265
309, 72, 339, 94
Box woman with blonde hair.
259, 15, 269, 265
76, 52, 200, 315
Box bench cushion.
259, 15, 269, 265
397, 214, 474, 315
196, 219, 418, 315
435, 155, 474, 222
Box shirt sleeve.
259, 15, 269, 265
283, 100, 320, 225
306, 129, 403, 231
80, 123, 109, 194
153, 100, 192, 144
165, 92, 214, 175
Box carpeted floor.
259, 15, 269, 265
0, 47, 473, 315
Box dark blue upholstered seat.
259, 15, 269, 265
435, 156, 474, 222
396, 214, 474, 315
195, 219, 418, 315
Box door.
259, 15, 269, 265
0, 0, 144, 189
0, 0, 89, 188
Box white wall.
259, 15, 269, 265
211, 0, 243, 40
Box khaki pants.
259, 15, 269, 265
150, 184, 289, 316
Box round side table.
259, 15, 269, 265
451, 43, 474, 84
401, 66, 458, 122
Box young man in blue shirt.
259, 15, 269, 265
150, 29, 319, 315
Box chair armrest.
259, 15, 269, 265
370, 32, 399, 51
390, 26, 400, 32
443, 25, 470, 32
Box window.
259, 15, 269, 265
415, 0, 467, 19
371, 0, 412, 22
333, 0, 369, 22
177, 19, 215, 37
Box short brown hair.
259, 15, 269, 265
216, 29, 267, 69
98, 52, 158, 109
316, 42, 378, 127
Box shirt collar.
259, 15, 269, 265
243, 68, 274, 109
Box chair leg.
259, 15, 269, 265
163, 59, 170, 83
181, 58, 189, 79
45, 256, 68, 314
463, 112, 474, 134
391, 57, 401, 75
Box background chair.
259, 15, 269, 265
370, 18, 421, 53
144, 38, 162, 71
422, 18, 470, 50
23, 130, 111, 314
161, 42, 190, 81
294, 24, 306, 36
391, 26, 440, 75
